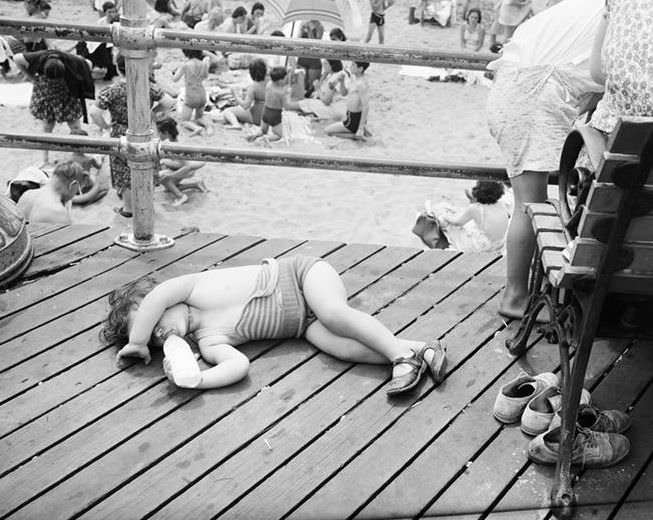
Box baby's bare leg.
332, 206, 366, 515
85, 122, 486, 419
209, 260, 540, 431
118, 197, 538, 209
302, 261, 423, 363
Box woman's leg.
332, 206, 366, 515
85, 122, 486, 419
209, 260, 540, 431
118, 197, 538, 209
500, 170, 549, 318
41, 120, 55, 163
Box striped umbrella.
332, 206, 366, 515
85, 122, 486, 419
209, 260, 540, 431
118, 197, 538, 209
265, 0, 359, 28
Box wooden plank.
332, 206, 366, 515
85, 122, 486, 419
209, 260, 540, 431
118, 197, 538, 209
149, 261, 506, 520
578, 213, 653, 243
289, 296, 532, 520
27, 222, 67, 238
0, 232, 225, 343
607, 118, 653, 157
8, 246, 428, 519
0, 241, 356, 516
532, 214, 565, 233
571, 239, 653, 273
0, 236, 279, 463
484, 339, 651, 518
612, 460, 653, 520
0, 229, 207, 322
595, 153, 644, 183
402, 337, 628, 520
30, 224, 108, 258
526, 203, 558, 218
536, 231, 567, 252
24, 227, 118, 278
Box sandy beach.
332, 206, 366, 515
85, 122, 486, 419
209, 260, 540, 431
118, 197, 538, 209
0, 0, 508, 248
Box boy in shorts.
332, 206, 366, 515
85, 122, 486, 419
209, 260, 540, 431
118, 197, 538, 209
102, 256, 447, 396
365, 0, 395, 44
325, 61, 371, 140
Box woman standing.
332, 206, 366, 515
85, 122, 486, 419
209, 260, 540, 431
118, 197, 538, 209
13, 49, 94, 165
92, 55, 168, 217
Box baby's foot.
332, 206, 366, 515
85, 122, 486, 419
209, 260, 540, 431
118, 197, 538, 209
172, 193, 189, 206
197, 180, 208, 193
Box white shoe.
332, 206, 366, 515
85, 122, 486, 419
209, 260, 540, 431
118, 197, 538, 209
493, 372, 559, 424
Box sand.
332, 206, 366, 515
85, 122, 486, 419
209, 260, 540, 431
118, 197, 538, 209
0, 0, 508, 248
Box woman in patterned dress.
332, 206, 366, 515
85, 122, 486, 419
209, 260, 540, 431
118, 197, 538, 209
13, 49, 92, 165
92, 54, 167, 217
589, 0, 653, 134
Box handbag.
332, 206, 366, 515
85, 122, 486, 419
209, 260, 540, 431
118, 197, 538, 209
412, 201, 450, 249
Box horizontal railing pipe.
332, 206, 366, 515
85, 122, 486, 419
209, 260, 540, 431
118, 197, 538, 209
0, 133, 522, 183
0, 18, 494, 70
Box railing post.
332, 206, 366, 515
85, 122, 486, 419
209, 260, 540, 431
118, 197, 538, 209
114, 0, 174, 251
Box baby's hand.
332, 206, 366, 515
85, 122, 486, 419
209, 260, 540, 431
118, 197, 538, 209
116, 343, 151, 365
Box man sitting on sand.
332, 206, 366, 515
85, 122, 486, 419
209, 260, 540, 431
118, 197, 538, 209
16, 161, 87, 225
324, 61, 371, 140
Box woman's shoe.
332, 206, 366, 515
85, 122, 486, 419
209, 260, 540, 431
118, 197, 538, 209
386, 351, 426, 396
417, 340, 447, 385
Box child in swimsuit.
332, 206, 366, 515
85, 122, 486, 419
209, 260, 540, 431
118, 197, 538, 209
248, 66, 289, 143
102, 255, 447, 396
156, 117, 207, 206
172, 48, 212, 136
364, 0, 394, 44
325, 61, 371, 139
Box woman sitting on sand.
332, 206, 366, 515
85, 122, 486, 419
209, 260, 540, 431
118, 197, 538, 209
439, 181, 510, 253
460, 8, 485, 52
286, 59, 347, 121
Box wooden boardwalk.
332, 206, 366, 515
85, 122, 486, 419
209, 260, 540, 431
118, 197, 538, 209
0, 224, 651, 520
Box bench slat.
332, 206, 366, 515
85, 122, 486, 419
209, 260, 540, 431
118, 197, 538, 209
569, 239, 653, 274
578, 212, 653, 243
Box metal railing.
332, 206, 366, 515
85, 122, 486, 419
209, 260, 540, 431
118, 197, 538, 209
0, 2, 506, 250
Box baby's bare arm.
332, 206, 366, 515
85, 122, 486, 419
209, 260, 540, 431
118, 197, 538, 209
129, 276, 196, 347
196, 343, 250, 389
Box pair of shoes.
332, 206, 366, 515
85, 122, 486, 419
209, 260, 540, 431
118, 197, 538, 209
520, 386, 591, 436
386, 351, 426, 396
493, 372, 559, 424
528, 426, 630, 468
549, 404, 632, 434
415, 341, 447, 385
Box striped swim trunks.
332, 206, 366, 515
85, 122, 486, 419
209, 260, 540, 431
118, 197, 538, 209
234, 256, 321, 340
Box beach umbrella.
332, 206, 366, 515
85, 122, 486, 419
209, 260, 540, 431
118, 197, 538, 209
265, 0, 361, 29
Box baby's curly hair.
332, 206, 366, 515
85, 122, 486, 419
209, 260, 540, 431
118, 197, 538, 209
471, 181, 505, 205
99, 277, 158, 347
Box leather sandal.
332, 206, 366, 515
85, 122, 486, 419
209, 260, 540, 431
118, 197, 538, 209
417, 340, 447, 385
386, 351, 426, 396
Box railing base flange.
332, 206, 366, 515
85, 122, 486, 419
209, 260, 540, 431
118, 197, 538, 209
114, 232, 175, 251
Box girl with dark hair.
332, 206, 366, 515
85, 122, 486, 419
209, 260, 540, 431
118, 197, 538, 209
172, 48, 212, 135
222, 58, 267, 129
329, 27, 347, 41
13, 50, 94, 164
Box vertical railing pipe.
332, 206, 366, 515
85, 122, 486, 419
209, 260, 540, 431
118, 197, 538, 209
115, 0, 173, 251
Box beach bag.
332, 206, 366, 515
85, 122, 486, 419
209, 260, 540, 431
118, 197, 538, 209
412, 201, 449, 249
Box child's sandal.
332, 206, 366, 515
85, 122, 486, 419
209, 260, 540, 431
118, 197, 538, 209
417, 340, 447, 386
386, 351, 427, 396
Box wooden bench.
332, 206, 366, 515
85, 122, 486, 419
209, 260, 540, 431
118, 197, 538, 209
505, 117, 653, 518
